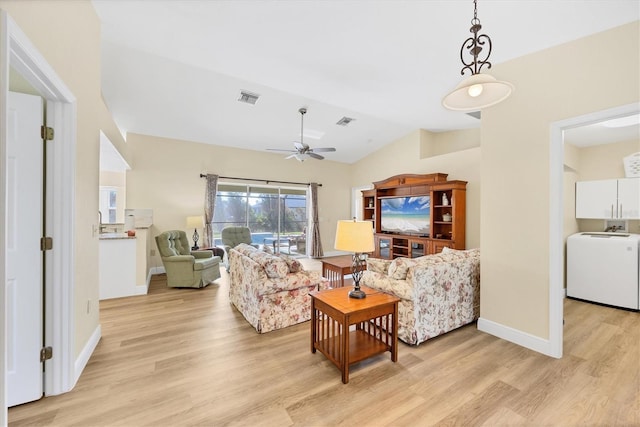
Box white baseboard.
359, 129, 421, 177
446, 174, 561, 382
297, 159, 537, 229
150, 266, 165, 275
477, 317, 556, 357
74, 324, 101, 386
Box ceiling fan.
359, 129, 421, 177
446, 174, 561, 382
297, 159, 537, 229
267, 107, 336, 162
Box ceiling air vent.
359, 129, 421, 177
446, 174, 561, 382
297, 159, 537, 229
336, 116, 355, 126
238, 90, 260, 105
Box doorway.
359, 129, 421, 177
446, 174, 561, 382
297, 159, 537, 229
549, 102, 640, 358
1, 10, 77, 422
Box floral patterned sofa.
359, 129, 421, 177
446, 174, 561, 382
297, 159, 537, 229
361, 247, 480, 345
229, 243, 329, 333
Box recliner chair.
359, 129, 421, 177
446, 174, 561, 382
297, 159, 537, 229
221, 226, 257, 270
155, 230, 221, 288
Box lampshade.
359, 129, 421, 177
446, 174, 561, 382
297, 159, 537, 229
186, 215, 204, 229
442, 73, 514, 112
334, 220, 374, 253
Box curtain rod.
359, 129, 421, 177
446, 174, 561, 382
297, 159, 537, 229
199, 174, 322, 187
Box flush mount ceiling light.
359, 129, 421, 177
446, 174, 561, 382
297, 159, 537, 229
442, 0, 514, 112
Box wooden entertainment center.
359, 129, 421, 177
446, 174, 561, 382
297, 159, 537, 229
362, 173, 467, 259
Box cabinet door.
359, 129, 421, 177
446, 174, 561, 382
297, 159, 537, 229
617, 178, 640, 219
431, 240, 453, 254
375, 236, 392, 259
575, 179, 617, 219
409, 239, 426, 258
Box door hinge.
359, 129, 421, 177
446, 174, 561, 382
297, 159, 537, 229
40, 346, 53, 362
41, 125, 54, 141
41, 236, 53, 251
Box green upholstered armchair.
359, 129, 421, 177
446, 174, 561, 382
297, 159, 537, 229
221, 226, 258, 270
155, 230, 221, 288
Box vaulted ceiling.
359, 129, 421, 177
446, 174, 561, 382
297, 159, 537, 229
93, 1, 640, 164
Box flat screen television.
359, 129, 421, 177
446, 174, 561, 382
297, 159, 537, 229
380, 196, 430, 235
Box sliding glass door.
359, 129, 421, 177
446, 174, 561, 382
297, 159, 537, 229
212, 184, 307, 255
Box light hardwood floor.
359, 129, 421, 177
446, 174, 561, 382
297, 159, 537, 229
9, 260, 640, 426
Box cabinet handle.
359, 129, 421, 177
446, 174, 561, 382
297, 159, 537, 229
619, 204, 622, 218
611, 204, 614, 218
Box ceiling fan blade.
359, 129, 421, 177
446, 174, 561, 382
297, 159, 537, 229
308, 152, 324, 160
309, 147, 336, 153
285, 153, 299, 159
267, 148, 297, 153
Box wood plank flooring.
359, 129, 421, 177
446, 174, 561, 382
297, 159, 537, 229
9, 260, 640, 426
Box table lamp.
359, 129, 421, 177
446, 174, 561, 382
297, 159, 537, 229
186, 215, 204, 250
334, 219, 374, 299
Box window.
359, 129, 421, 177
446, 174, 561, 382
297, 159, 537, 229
99, 187, 118, 223
212, 184, 307, 247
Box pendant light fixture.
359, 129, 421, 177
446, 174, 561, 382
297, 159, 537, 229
442, 0, 514, 112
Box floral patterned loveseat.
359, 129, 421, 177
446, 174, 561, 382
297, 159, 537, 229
229, 243, 329, 333
361, 247, 480, 345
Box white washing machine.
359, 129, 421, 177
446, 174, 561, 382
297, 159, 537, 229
567, 232, 640, 310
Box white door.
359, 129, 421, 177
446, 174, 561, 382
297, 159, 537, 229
6, 91, 44, 406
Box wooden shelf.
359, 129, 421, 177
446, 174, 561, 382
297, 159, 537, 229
364, 173, 466, 258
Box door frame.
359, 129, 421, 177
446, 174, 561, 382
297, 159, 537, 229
1, 10, 76, 421
548, 101, 640, 359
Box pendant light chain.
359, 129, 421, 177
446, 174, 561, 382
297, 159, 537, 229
460, 0, 492, 76
472, 0, 478, 24
441, 0, 514, 111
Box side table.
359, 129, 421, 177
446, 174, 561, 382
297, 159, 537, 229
194, 246, 224, 258
321, 255, 353, 288
310, 285, 399, 384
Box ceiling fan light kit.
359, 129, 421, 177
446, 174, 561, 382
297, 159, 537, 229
442, 0, 514, 112
267, 107, 336, 162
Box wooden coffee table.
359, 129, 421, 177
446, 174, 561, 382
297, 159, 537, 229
310, 285, 399, 384
321, 255, 354, 288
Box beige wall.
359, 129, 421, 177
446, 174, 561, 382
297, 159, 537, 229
1, 0, 129, 357
481, 21, 639, 339
352, 129, 481, 249
125, 133, 352, 269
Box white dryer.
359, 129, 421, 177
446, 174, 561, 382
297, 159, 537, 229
567, 232, 640, 310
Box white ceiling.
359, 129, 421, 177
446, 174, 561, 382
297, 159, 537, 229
93, 0, 640, 164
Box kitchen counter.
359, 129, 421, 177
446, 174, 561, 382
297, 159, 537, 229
99, 232, 136, 240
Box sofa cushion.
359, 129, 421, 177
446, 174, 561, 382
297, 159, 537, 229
367, 258, 392, 275
278, 253, 303, 273
388, 257, 418, 280
246, 250, 289, 279
441, 247, 480, 258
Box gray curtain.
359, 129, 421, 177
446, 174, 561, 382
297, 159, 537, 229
203, 174, 218, 247
309, 182, 324, 258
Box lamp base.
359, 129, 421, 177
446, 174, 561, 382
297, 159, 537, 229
348, 288, 366, 299
192, 245, 200, 251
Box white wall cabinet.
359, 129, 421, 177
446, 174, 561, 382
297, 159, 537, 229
576, 178, 639, 219
617, 178, 640, 218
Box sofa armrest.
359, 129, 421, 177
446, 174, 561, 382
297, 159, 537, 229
163, 255, 194, 263
258, 270, 327, 294
361, 270, 414, 300
192, 251, 212, 259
